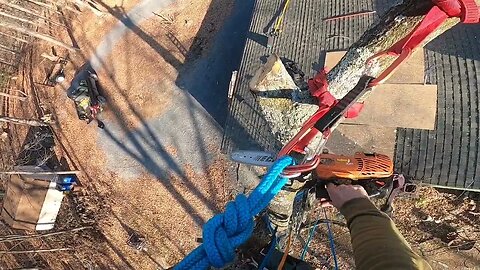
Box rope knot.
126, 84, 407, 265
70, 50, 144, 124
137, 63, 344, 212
202, 194, 253, 268
174, 156, 294, 270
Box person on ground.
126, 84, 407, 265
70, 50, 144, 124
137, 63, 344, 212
325, 183, 432, 270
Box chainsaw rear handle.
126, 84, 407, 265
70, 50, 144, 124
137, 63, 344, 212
314, 174, 410, 215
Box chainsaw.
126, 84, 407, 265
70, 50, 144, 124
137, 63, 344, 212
231, 75, 408, 210
232, 150, 404, 210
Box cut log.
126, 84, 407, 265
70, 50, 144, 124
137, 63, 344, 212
0, 0, 69, 28
0, 116, 48, 126
249, 54, 297, 92
0, 92, 27, 101
0, 21, 79, 51
325, 50, 427, 84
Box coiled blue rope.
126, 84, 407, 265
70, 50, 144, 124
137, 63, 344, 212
175, 156, 294, 270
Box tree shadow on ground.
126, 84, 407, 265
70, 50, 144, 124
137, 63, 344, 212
53, 2, 248, 264
49, 0, 277, 266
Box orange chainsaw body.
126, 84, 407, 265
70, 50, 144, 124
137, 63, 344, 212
314, 152, 394, 181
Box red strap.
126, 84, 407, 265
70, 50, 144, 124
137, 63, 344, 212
369, 0, 479, 85
434, 0, 479, 23
279, 0, 479, 173
308, 69, 364, 117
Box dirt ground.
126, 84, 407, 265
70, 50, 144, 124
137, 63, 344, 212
0, 0, 479, 269
1, 0, 236, 269
294, 186, 480, 269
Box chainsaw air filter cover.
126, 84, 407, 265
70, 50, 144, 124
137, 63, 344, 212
314, 152, 394, 181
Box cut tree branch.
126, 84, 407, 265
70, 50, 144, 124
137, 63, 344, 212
0, 116, 48, 126
0, 92, 27, 101
0, 21, 79, 51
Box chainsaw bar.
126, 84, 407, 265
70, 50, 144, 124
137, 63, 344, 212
230, 151, 276, 167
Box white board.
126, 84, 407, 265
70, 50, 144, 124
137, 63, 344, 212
36, 181, 63, 231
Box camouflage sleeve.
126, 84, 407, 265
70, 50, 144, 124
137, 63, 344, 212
340, 198, 431, 270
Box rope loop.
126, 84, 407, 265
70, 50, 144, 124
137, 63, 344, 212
174, 156, 294, 270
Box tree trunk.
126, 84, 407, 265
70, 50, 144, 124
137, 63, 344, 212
0, 116, 48, 126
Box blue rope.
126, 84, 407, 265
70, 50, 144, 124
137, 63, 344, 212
323, 208, 339, 270
300, 217, 320, 260
174, 156, 294, 270
258, 226, 277, 270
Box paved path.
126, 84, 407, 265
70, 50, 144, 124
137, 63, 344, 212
83, 0, 255, 180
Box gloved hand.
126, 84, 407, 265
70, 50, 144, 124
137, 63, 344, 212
322, 184, 369, 209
